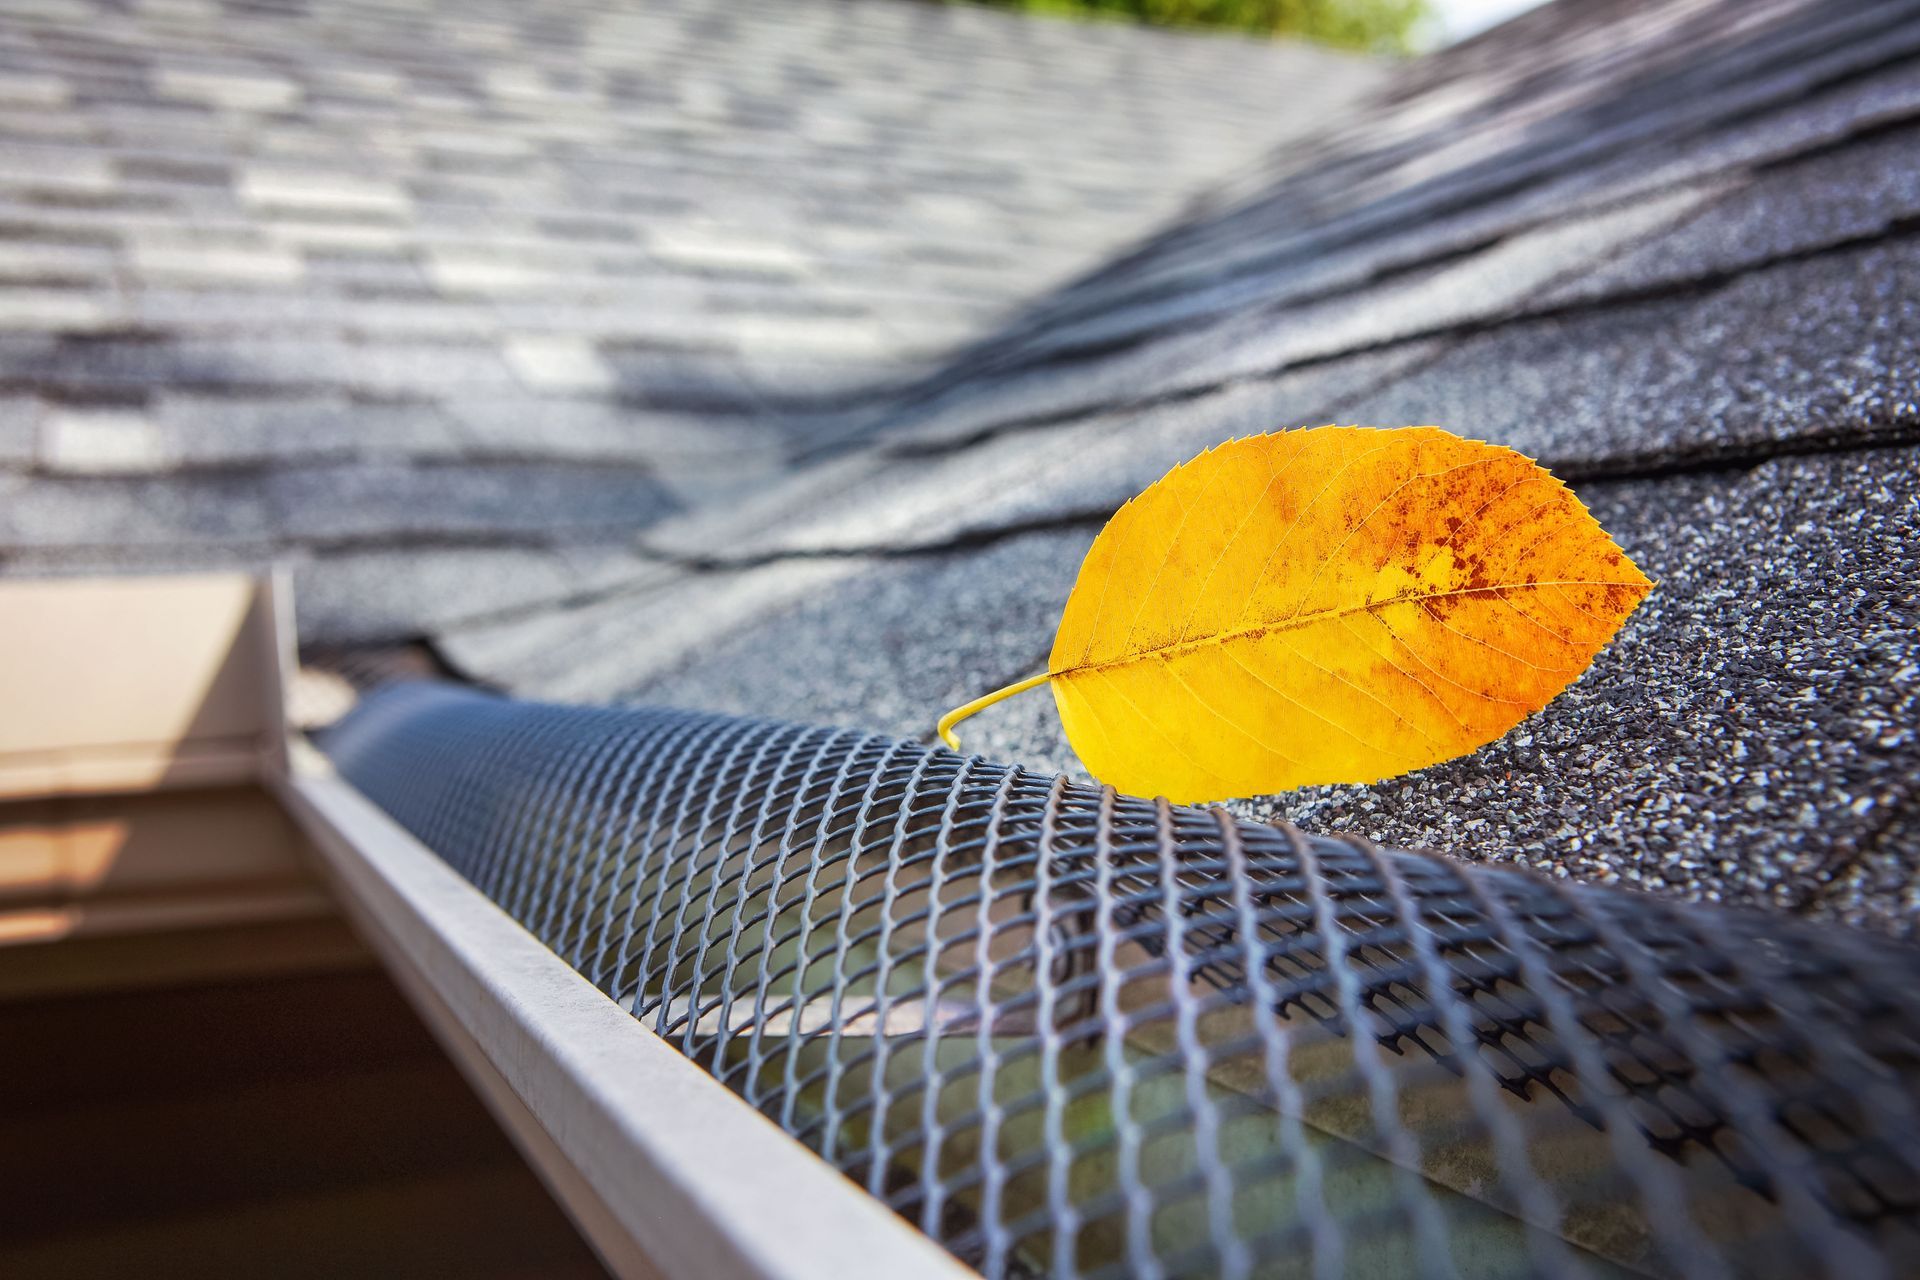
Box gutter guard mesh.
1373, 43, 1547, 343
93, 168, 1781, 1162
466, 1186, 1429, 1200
324, 681, 1920, 1280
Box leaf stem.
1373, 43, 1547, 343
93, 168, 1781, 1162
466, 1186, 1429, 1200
936, 671, 1051, 751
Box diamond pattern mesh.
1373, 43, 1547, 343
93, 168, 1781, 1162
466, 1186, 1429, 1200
323, 681, 1920, 1280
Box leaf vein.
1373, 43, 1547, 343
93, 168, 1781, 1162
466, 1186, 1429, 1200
1411, 598, 1586, 674
1089, 668, 1239, 792
1232, 436, 1396, 628
1114, 471, 1208, 660
1176, 434, 1305, 644
1055, 579, 1646, 679
1344, 613, 1474, 734
1156, 654, 1309, 767
1217, 641, 1399, 759
1272, 630, 1441, 751
1376, 611, 1533, 707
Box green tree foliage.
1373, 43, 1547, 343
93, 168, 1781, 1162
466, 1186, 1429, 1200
961, 0, 1432, 52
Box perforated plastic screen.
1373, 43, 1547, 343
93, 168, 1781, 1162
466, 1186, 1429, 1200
324, 681, 1920, 1280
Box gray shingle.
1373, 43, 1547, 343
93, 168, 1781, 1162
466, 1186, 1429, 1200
128, 240, 306, 286
0, 395, 42, 465
1539, 123, 1920, 307
440, 397, 776, 463
0, 240, 115, 286
151, 394, 465, 463
335, 343, 522, 399
268, 462, 678, 542
0, 336, 342, 394
154, 67, 301, 113
0, 71, 72, 108
1341, 234, 1920, 471
500, 335, 617, 394
290, 546, 586, 644
238, 168, 411, 215
0, 145, 116, 196
0, 473, 276, 548
597, 347, 767, 414
436, 557, 859, 703
0, 288, 121, 333
39, 406, 172, 473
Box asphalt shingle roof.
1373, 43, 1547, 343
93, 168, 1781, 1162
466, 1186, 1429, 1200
0, 0, 1373, 634
6, 0, 1917, 932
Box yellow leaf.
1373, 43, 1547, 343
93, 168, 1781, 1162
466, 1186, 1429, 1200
940, 426, 1652, 804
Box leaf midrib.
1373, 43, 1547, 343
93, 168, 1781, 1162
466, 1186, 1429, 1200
1051, 577, 1648, 679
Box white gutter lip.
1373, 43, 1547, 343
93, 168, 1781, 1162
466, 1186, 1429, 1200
277, 742, 969, 1280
